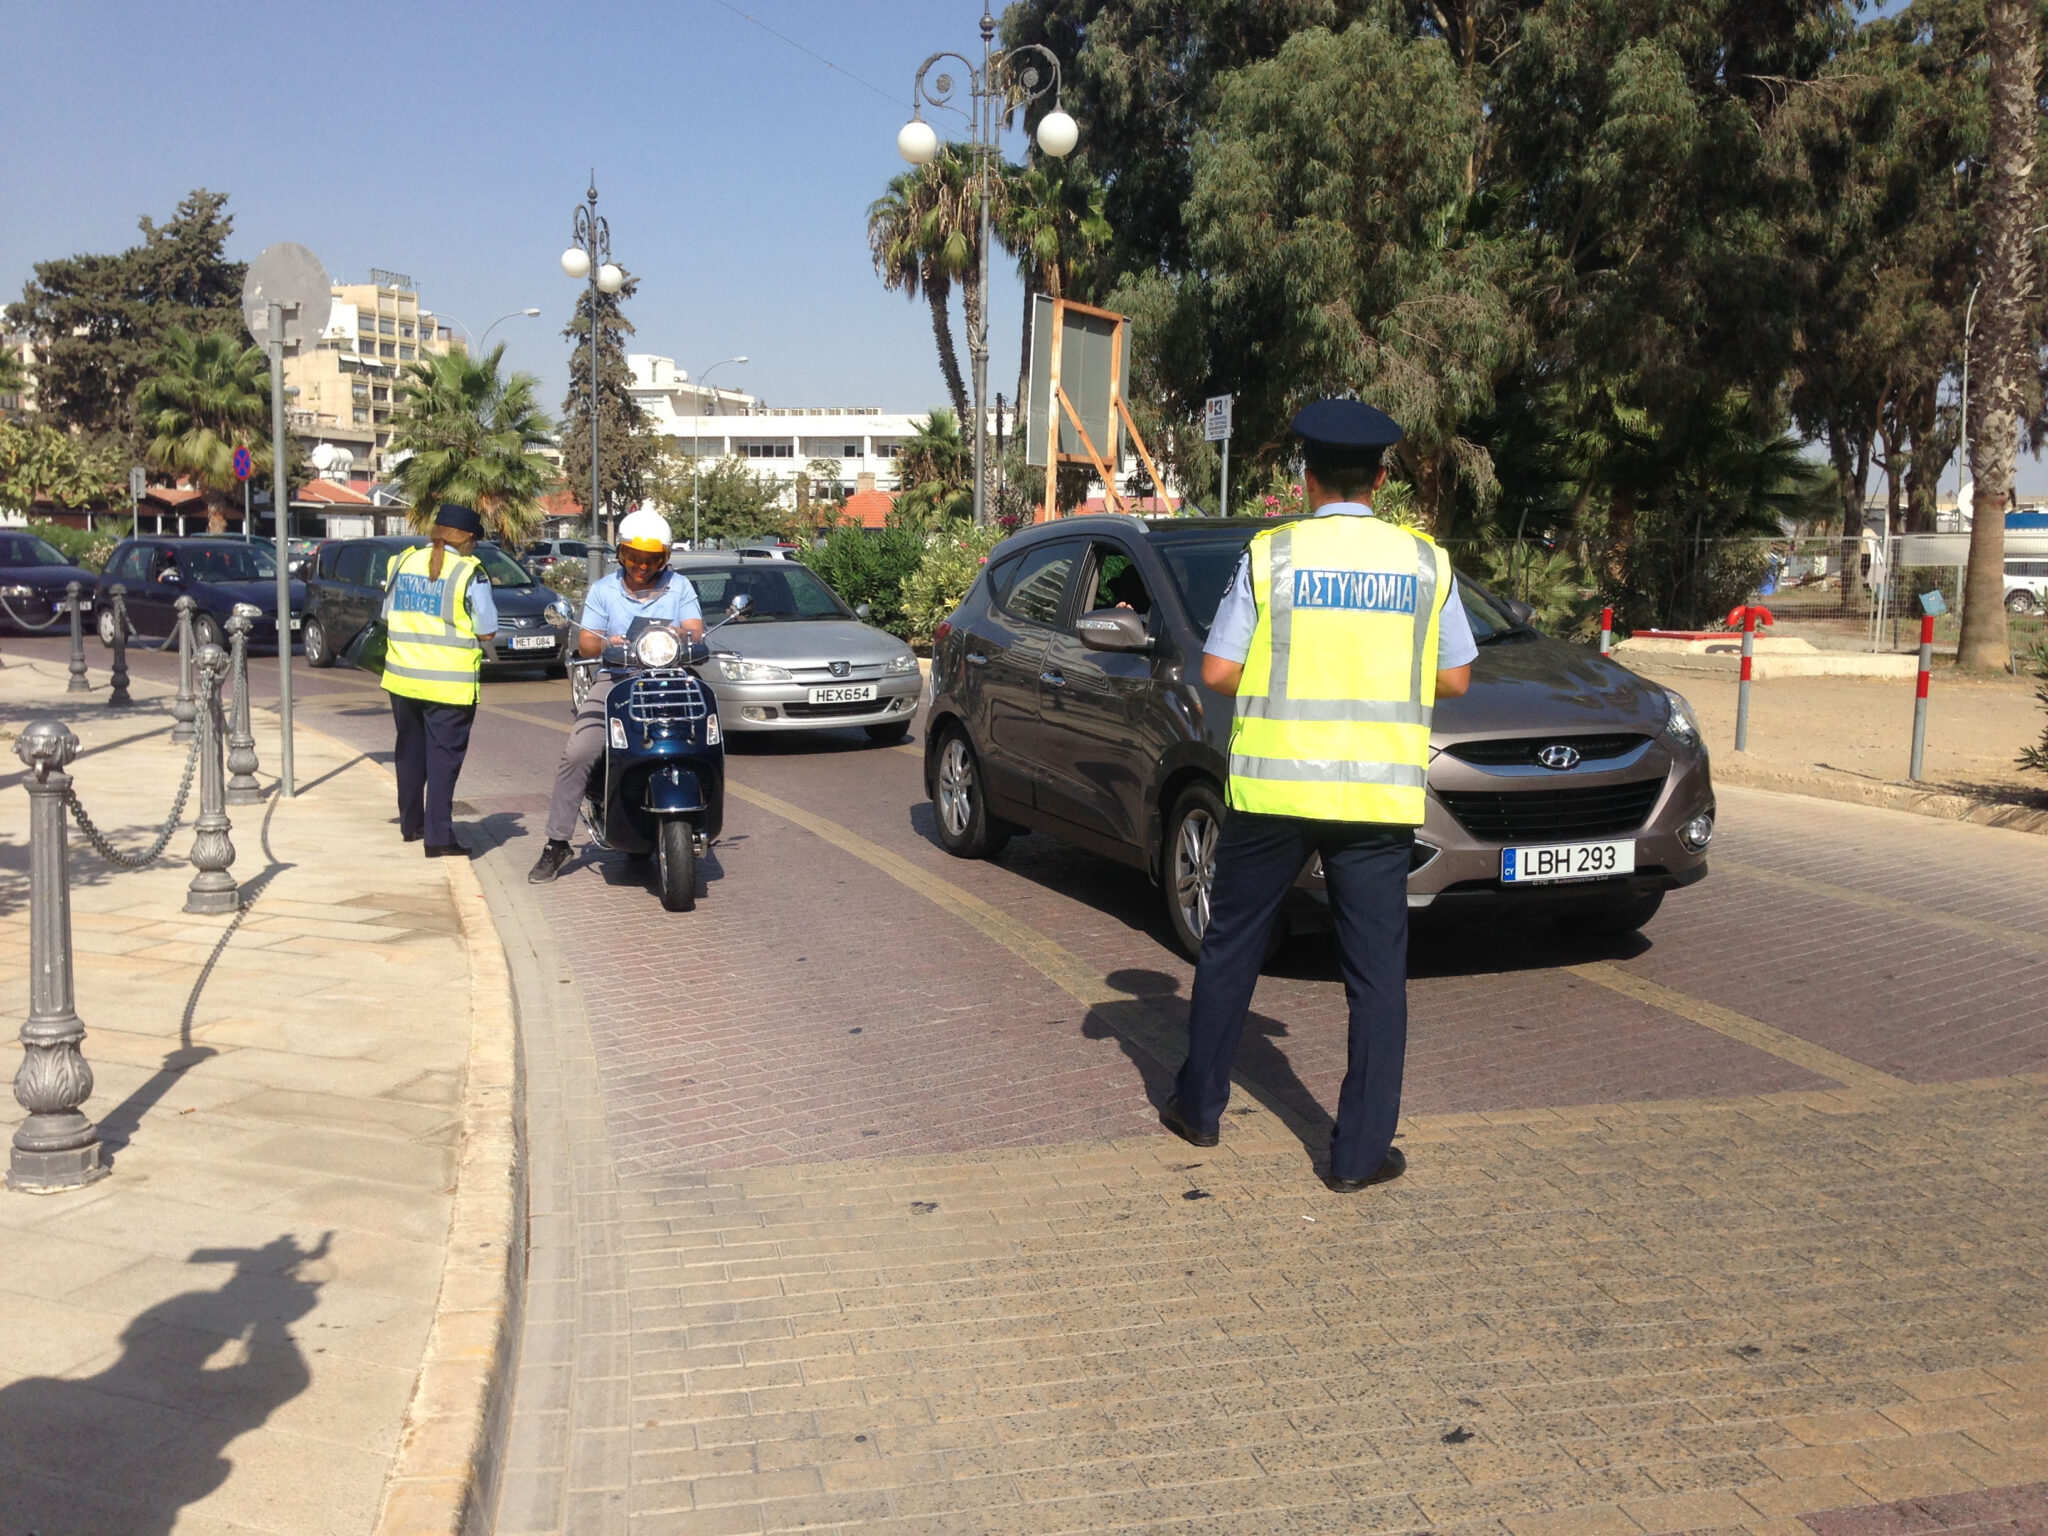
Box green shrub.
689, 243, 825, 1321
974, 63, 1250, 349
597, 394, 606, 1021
1473, 543, 1603, 641
542, 560, 589, 610
2020, 639, 2048, 774
901, 525, 1004, 646
27, 520, 115, 573
798, 521, 927, 637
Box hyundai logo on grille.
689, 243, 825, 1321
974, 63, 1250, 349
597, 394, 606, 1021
828, 660, 851, 678
1536, 744, 1582, 771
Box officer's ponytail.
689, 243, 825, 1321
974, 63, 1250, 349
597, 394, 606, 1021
428, 537, 447, 581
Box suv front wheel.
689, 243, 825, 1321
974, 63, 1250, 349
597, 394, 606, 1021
932, 726, 1011, 860
1163, 782, 1225, 960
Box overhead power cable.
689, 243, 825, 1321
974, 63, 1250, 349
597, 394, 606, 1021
704, 0, 906, 109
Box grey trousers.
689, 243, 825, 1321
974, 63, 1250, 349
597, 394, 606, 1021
545, 693, 608, 842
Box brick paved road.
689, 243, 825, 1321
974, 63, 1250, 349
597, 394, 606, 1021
23, 637, 2048, 1534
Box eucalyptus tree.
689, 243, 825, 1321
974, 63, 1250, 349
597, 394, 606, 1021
559, 269, 654, 539
389, 344, 556, 544
132, 327, 271, 532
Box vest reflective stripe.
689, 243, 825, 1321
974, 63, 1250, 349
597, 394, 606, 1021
1227, 516, 1447, 824
380, 545, 482, 705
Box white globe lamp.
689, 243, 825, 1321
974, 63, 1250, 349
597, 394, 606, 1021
561, 246, 591, 280
597, 262, 625, 295
898, 118, 939, 166
1036, 108, 1079, 159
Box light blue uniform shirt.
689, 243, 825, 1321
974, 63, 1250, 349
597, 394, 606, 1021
467, 575, 498, 636
578, 569, 704, 639
1204, 503, 1479, 670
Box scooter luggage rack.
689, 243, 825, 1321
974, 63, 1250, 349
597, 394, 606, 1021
625, 673, 710, 725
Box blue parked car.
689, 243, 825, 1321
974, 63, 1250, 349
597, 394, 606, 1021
0, 529, 99, 632
92, 537, 307, 652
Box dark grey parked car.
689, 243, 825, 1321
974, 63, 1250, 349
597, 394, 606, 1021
923, 515, 1716, 959
302, 536, 572, 673
0, 530, 98, 632
93, 537, 305, 652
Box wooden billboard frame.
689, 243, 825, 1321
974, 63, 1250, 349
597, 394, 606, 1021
1036, 297, 1167, 522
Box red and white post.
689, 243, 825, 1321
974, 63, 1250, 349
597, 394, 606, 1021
1599, 606, 1613, 657
1909, 612, 1934, 781
1734, 605, 1756, 752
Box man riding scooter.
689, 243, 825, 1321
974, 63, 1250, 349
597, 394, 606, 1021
529, 508, 705, 884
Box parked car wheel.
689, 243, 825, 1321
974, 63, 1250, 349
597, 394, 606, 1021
191, 613, 223, 653
865, 722, 912, 746
657, 820, 697, 912
2007, 590, 2040, 615
1571, 891, 1664, 937
932, 727, 1011, 859
302, 616, 334, 668
96, 605, 120, 649
1163, 782, 1226, 961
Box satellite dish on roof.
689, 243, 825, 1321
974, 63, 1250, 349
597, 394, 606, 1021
242, 243, 333, 352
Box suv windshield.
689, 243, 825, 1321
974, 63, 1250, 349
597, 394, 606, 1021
0, 534, 71, 568
475, 544, 533, 586
681, 564, 850, 620
1460, 580, 1535, 643
183, 545, 278, 582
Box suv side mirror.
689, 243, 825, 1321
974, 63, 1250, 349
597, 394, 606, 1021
1503, 597, 1535, 627
854, 602, 873, 621
1076, 608, 1153, 653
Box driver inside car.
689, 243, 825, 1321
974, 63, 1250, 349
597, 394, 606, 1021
529, 509, 706, 885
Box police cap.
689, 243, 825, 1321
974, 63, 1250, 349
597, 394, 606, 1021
432, 503, 485, 536
1290, 399, 1404, 451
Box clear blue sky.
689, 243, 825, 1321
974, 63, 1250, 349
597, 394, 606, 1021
0, 0, 1032, 420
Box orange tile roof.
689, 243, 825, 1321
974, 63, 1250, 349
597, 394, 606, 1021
297, 478, 372, 506
840, 488, 897, 530
141, 486, 206, 508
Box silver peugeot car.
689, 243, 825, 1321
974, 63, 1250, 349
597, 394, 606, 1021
671, 556, 923, 740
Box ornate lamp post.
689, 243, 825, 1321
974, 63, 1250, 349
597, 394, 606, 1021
900, 8, 1077, 526
688, 356, 748, 548
563, 176, 626, 584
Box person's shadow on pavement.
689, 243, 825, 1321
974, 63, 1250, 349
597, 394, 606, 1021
0, 1231, 330, 1536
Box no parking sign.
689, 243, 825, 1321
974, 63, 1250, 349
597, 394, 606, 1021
232, 445, 253, 482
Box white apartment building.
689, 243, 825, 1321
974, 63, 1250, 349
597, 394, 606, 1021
627, 354, 1011, 500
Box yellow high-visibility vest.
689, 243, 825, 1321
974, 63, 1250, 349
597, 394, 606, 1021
1228, 515, 1449, 824
380, 544, 483, 706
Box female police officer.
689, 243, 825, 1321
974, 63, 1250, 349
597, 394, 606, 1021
1158, 401, 1476, 1192
381, 503, 497, 857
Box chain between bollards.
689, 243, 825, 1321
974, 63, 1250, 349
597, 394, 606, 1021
184, 644, 239, 915
225, 606, 263, 805
65, 581, 89, 694
107, 585, 133, 707
171, 596, 199, 744
10, 720, 108, 1193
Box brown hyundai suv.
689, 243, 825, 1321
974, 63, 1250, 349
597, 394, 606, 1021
922, 515, 1714, 959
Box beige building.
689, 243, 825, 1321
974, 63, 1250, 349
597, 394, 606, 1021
282, 270, 457, 479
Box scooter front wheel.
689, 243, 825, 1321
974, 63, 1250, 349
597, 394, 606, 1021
657, 820, 697, 912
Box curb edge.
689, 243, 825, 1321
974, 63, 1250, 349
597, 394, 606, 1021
369, 852, 525, 1536
1713, 759, 2048, 837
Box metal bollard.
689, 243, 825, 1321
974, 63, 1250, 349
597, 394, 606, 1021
107, 585, 133, 708
224, 606, 262, 805
1599, 606, 1614, 658
65, 581, 89, 694
1733, 605, 1756, 753
184, 644, 239, 915
9, 720, 109, 1192
171, 596, 199, 744
1910, 612, 1935, 781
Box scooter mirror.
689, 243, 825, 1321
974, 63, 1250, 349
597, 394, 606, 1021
727, 594, 752, 616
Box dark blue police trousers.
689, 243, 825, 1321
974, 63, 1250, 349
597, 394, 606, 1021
1176, 809, 1413, 1181
388, 694, 476, 847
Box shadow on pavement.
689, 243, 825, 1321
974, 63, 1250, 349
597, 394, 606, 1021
0, 1232, 331, 1535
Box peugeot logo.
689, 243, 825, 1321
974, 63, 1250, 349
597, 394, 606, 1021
1536, 743, 1581, 771
828, 660, 851, 678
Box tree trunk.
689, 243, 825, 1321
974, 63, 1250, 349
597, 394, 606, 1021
1015, 272, 1037, 447
1962, 0, 2039, 671
1832, 425, 1868, 608
1903, 384, 1942, 534
205, 487, 228, 534
925, 273, 971, 426
961, 253, 993, 521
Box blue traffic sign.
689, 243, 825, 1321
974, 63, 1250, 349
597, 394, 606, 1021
232, 446, 253, 482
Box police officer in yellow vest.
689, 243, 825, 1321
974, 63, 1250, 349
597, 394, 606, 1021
1159, 401, 1475, 1192
381, 504, 497, 857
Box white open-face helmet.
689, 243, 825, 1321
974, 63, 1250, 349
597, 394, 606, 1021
617, 507, 673, 555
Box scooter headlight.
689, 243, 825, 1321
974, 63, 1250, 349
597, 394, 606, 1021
633, 628, 682, 669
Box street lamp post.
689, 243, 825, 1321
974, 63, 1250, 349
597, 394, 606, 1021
900, 8, 1076, 527
562, 175, 625, 584
689, 356, 748, 547
441, 308, 543, 353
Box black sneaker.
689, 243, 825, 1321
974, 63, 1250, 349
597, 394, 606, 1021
527, 840, 573, 883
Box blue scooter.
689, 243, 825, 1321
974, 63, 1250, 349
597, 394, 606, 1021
573, 595, 750, 911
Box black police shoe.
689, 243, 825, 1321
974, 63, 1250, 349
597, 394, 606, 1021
527, 840, 573, 883
1324, 1146, 1406, 1194
1158, 1098, 1219, 1148
425, 842, 472, 859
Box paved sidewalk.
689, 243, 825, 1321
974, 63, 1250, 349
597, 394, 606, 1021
0, 655, 512, 1536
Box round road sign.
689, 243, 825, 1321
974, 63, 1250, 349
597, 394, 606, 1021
242, 243, 333, 352
232, 446, 253, 482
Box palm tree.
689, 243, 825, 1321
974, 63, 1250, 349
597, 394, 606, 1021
1000, 157, 1112, 414
132, 328, 271, 532
388, 344, 556, 543
892, 409, 973, 526
869, 146, 992, 425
